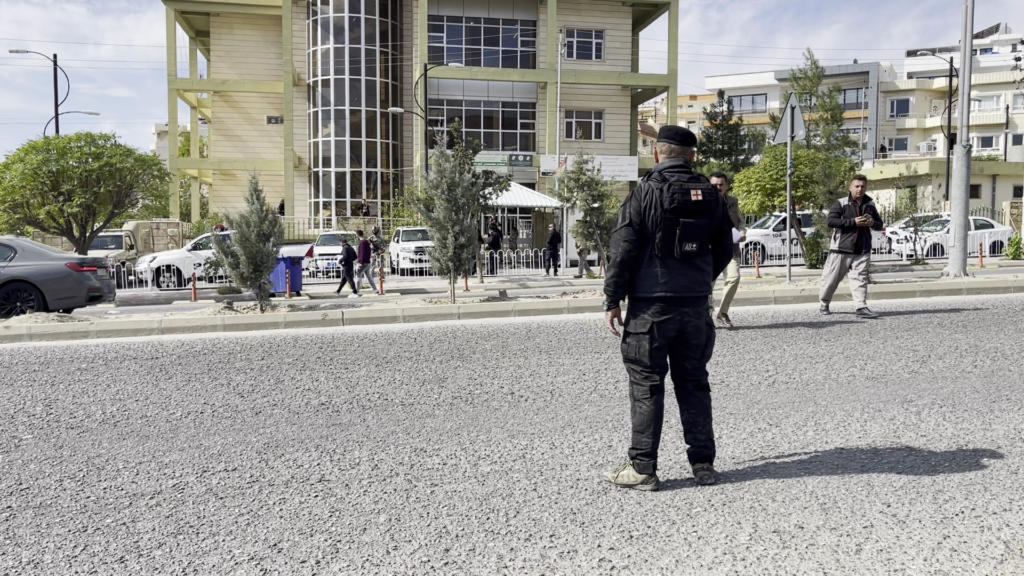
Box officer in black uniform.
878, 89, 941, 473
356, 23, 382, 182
602, 126, 734, 491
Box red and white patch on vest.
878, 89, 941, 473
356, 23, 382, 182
690, 189, 703, 201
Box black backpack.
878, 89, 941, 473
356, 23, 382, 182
648, 172, 722, 260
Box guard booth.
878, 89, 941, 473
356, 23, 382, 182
481, 181, 562, 270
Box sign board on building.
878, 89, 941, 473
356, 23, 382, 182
539, 155, 639, 181
266, 116, 285, 125
473, 153, 508, 174
508, 154, 534, 167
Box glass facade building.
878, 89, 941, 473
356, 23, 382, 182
307, 0, 402, 220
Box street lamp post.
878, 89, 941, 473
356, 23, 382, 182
9, 49, 70, 136
918, 51, 957, 200
412, 62, 464, 176
44, 111, 101, 136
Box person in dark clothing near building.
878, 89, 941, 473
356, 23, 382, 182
333, 237, 360, 298
278, 199, 286, 217
354, 230, 377, 295
544, 223, 562, 276
819, 175, 884, 318
485, 223, 503, 275
359, 199, 371, 217
602, 126, 734, 491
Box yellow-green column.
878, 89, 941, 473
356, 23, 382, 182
189, 36, 201, 223
417, 0, 428, 184
166, 7, 180, 220
544, 0, 558, 157
630, 34, 639, 157
283, 1, 296, 219
666, 0, 679, 126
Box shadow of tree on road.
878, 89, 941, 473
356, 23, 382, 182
658, 446, 1003, 491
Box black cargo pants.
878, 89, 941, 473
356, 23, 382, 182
620, 298, 716, 475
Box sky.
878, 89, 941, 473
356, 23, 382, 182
0, 0, 1019, 159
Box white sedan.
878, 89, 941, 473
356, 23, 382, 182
893, 215, 1013, 259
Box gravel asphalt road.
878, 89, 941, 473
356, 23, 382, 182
2, 295, 1022, 574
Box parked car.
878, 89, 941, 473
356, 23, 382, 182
742, 211, 888, 265
884, 212, 944, 254
741, 212, 815, 266
308, 230, 356, 277
0, 236, 116, 319
136, 231, 313, 290
388, 227, 433, 275
893, 215, 1012, 259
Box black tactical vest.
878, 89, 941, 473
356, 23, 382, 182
653, 174, 722, 261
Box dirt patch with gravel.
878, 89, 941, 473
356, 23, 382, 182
0, 313, 89, 326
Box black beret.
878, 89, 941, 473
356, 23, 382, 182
657, 125, 697, 147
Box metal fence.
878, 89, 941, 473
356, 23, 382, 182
737, 229, 1014, 268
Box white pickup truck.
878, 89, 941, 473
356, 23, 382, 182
135, 230, 313, 290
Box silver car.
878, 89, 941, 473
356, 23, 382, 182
0, 236, 116, 319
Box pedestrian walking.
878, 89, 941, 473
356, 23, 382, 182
278, 199, 286, 217
819, 175, 884, 318
333, 237, 360, 298
602, 126, 734, 491
709, 172, 746, 328
354, 230, 377, 295
544, 223, 562, 277
573, 242, 594, 278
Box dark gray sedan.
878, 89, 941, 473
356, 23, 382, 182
0, 236, 116, 319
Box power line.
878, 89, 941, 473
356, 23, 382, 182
0, 37, 166, 48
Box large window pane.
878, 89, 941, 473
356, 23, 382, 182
483, 26, 500, 48
501, 49, 517, 68
446, 46, 464, 65
334, 138, 348, 168
319, 79, 332, 108
349, 16, 361, 44
321, 140, 332, 169
501, 109, 517, 130
366, 142, 378, 169
519, 132, 535, 151
502, 132, 517, 151
349, 78, 362, 107
365, 17, 376, 44
348, 47, 362, 76
365, 108, 378, 139
332, 16, 346, 45
483, 131, 498, 149
428, 45, 444, 65
349, 170, 362, 201
350, 140, 363, 169
465, 108, 482, 129
446, 23, 463, 44
334, 113, 347, 138
349, 108, 362, 138
483, 49, 500, 68
483, 109, 498, 129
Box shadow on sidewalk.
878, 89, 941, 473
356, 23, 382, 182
658, 445, 1003, 491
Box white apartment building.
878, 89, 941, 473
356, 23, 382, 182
881, 23, 1022, 164
705, 63, 896, 165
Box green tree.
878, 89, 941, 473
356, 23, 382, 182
0, 132, 170, 254
770, 49, 856, 154
733, 144, 858, 250
552, 149, 617, 271
212, 173, 283, 313
414, 120, 509, 302
698, 89, 765, 173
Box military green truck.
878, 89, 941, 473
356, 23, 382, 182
31, 220, 189, 288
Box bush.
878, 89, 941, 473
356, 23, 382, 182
1006, 234, 1023, 261
216, 285, 243, 295
803, 231, 827, 269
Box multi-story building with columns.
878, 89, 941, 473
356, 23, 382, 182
160, 0, 680, 226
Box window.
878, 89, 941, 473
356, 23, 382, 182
969, 184, 981, 199
888, 98, 911, 118
1013, 94, 1024, 111
427, 15, 536, 69
973, 218, 995, 231
970, 95, 1001, 111
841, 88, 866, 111
565, 29, 604, 61
565, 110, 604, 141
974, 135, 996, 149
0, 244, 14, 263
728, 94, 767, 114
1012, 134, 1023, 146
887, 137, 909, 152
427, 99, 536, 152
1014, 185, 1023, 199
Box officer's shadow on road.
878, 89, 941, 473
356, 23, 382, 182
658, 445, 1004, 491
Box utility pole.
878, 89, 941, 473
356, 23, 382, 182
52, 54, 60, 135
948, 0, 975, 277
786, 100, 795, 282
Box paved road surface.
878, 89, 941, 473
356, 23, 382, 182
2, 295, 1022, 574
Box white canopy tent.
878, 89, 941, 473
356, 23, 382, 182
482, 182, 562, 252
